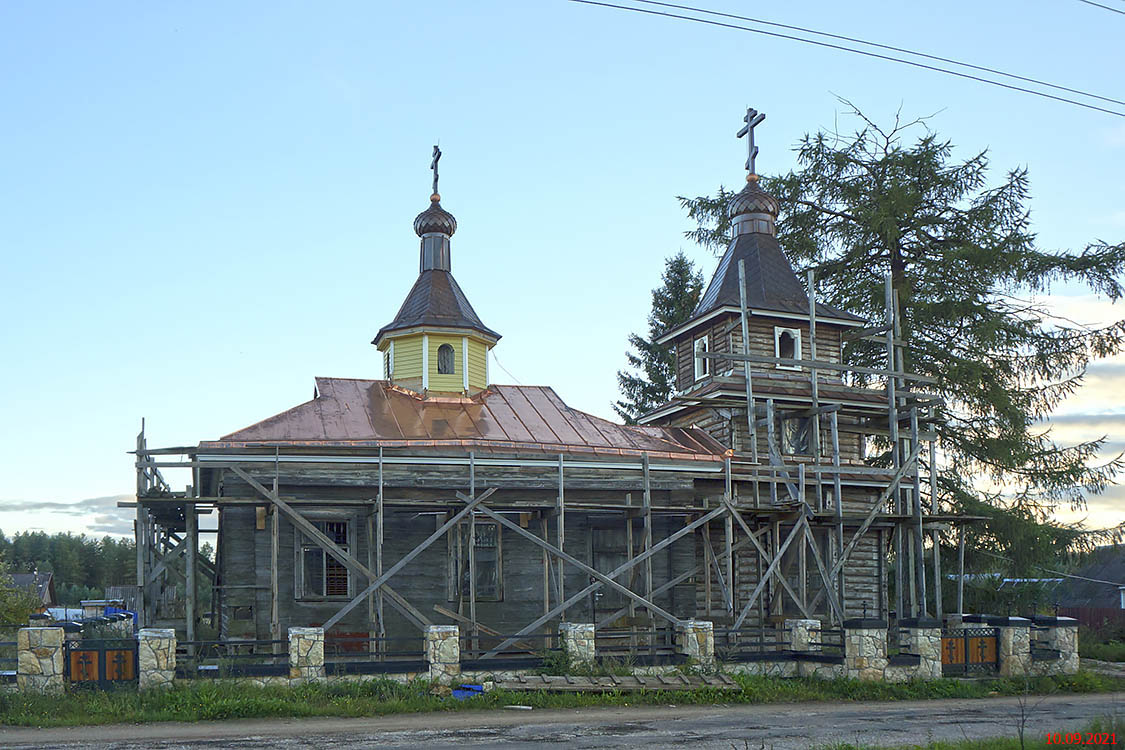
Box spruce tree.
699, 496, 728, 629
680, 104, 1125, 559
614, 252, 703, 423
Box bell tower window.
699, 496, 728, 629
437, 343, 456, 374
693, 336, 710, 381
774, 327, 801, 370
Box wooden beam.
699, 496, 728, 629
732, 515, 808, 629
320, 489, 496, 631
481, 503, 730, 658
701, 351, 938, 384
230, 465, 432, 630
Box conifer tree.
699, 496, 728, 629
614, 252, 703, 423
680, 104, 1125, 559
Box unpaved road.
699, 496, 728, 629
2, 692, 1121, 749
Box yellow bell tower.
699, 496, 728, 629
372, 147, 499, 396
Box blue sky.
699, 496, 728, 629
1, 1, 1122, 536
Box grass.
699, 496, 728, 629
1081, 640, 1125, 663
1, 671, 1123, 728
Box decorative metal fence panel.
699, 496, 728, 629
941, 627, 999, 675
64, 638, 138, 688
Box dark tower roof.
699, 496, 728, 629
690, 177, 862, 324
372, 182, 500, 347
374, 269, 499, 344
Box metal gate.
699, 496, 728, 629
941, 627, 999, 676
64, 639, 138, 688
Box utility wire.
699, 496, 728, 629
630, 0, 1125, 108
1074, 0, 1125, 15
570, 0, 1125, 118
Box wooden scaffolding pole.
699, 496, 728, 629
930, 407, 943, 617
737, 259, 759, 464
910, 408, 928, 616
886, 273, 905, 620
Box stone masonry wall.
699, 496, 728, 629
138, 628, 176, 690
17, 627, 64, 694
676, 620, 714, 667
425, 625, 460, 685
559, 622, 595, 667
288, 627, 325, 683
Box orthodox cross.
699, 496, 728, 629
736, 107, 766, 175
430, 144, 442, 195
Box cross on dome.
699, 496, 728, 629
736, 107, 766, 178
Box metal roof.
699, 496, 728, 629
693, 231, 863, 323
202, 378, 726, 461
372, 269, 500, 345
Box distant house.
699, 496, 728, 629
8, 572, 57, 612
1055, 545, 1125, 630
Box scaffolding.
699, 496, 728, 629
127, 266, 974, 649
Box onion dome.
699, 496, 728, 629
413, 194, 457, 237
728, 175, 780, 220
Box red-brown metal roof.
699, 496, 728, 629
199, 378, 727, 462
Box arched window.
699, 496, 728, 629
437, 343, 455, 374
774, 327, 801, 370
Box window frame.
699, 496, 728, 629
773, 326, 802, 371
437, 342, 456, 375
295, 516, 354, 601
693, 336, 710, 381
446, 519, 503, 602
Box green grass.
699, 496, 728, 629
1081, 640, 1125, 662
1, 671, 1123, 728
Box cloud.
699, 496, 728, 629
0, 494, 135, 537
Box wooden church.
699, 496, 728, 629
132, 114, 953, 653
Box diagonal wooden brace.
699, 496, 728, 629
320, 488, 496, 631
721, 498, 809, 619
826, 442, 922, 583
230, 466, 434, 630
732, 514, 808, 630
481, 501, 731, 658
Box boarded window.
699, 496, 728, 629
447, 520, 502, 601
437, 343, 455, 374
300, 520, 350, 598
780, 416, 811, 455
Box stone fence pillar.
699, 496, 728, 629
559, 622, 595, 668
900, 617, 943, 680
676, 620, 715, 666
1030, 616, 1079, 676
844, 618, 888, 681
993, 617, 1032, 678
138, 628, 176, 690
17, 627, 64, 694
288, 627, 325, 683
785, 618, 821, 654
425, 625, 460, 684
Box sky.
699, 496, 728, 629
0, 1, 1122, 538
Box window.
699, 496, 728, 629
780, 415, 812, 455
437, 343, 455, 374
299, 520, 350, 598
447, 520, 502, 601
774, 327, 802, 370
693, 336, 710, 380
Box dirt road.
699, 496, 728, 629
2, 692, 1121, 749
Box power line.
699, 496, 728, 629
1074, 0, 1125, 15
630, 0, 1125, 108
569, 0, 1125, 118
